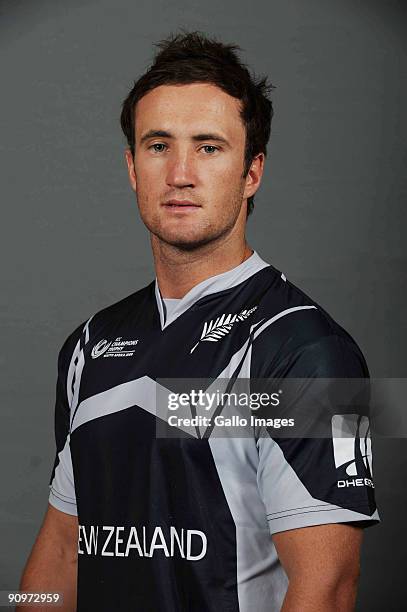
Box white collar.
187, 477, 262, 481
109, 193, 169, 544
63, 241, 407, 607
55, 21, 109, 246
155, 250, 270, 330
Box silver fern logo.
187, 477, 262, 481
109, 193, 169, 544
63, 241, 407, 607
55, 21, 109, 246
190, 307, 258, 354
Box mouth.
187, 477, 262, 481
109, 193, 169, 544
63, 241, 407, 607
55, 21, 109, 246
163, 200, 201, 212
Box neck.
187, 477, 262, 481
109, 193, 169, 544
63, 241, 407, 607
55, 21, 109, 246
152, 234, 253, 299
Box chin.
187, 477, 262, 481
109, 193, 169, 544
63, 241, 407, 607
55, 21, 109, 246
162, 234, 214, 251
155, 226, 222, 251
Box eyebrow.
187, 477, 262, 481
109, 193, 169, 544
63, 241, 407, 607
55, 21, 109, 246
139, 129, 230, 146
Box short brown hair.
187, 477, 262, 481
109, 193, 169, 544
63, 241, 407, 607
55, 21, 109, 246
120, 31, 274, 216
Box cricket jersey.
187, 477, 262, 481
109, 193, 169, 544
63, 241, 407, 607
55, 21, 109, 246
48, 251, 379, 611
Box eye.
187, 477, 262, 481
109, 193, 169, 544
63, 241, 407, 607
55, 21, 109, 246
150, 143, 167, 153
201, 145, 219, 154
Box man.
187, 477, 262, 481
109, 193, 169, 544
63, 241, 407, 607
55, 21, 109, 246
20, 32, 379, 611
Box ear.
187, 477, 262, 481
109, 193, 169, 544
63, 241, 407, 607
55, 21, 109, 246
125, 149, 137, 192
243, 153, 265, 200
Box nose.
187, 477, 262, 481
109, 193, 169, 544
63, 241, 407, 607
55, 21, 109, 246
165, 147, 196, 189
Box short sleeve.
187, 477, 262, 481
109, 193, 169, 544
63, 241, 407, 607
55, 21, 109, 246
254, 334, 380, 535
48, 326, 83, 516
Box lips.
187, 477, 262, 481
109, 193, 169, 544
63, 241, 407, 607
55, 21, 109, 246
163, 200, 201, 207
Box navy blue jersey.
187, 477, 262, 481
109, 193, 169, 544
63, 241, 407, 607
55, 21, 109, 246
49, 251, 379, 611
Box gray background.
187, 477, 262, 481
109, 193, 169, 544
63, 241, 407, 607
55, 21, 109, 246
1, 0, 406, 609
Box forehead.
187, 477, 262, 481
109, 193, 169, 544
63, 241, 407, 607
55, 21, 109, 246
134, 83, 244, 137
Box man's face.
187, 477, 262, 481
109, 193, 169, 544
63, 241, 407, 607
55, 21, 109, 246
125, 82, 263, 250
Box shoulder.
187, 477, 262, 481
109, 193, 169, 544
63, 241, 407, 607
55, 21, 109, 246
251, 267, 369, 378
57, 282, 155, 369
